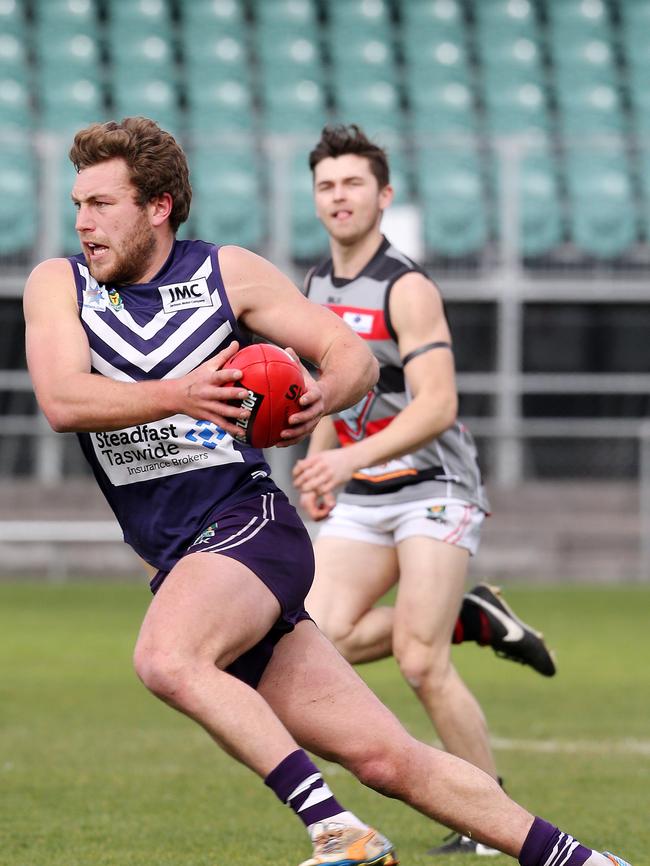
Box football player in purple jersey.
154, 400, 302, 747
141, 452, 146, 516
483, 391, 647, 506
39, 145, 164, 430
24, 117, 629, 866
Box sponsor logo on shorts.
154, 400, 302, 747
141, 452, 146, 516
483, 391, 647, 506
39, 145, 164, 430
191, 522, 219, 546
426, 504, 448, 524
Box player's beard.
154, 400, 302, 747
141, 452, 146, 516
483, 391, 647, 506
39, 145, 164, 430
87, 213, 157, 286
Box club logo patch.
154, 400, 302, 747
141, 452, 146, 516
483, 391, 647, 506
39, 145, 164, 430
83, 283, 108, 310
426, 505, 448, 524
191, 522, 219, 546
108, 288, 124, 311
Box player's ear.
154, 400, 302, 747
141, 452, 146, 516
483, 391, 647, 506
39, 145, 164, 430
149, 192, 173, 226
379, 184, 394, 211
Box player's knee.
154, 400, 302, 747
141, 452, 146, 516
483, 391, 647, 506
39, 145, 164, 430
347, 743, 411, 797
316, 618, 355, 658
133, 643, 190, 704
394, 640, 449, 694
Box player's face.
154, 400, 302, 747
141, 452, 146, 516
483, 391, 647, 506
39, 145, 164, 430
313, 154, 392, 246
72, 158, 157, 286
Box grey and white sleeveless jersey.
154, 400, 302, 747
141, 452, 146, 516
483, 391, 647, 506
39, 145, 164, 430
305, 237, 490, 511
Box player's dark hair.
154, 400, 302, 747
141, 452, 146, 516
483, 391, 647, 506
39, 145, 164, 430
309, 124, 390, 189
69, 116, 191, 232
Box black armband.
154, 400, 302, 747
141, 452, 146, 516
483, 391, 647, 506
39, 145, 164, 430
401, 341, 452, 366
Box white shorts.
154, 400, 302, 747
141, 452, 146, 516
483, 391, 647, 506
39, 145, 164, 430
317, 497, 485, 556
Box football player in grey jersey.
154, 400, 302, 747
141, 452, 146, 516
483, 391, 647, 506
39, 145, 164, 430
295, 125, 556, 857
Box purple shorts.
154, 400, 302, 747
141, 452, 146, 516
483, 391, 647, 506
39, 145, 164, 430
150, 490, 315, 689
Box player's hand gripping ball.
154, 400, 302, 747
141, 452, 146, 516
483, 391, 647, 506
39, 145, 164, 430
224, 343, 305, 448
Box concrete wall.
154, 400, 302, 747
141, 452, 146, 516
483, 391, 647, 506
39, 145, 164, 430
1, 479, 644, 583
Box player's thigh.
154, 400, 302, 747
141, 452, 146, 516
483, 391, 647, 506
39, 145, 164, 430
306, 535, 398, 631
259, 619, 407, 764
136, 551, 282, 670
394, 536, 469, 654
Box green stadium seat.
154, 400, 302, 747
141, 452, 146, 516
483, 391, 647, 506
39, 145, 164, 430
621, 1, 650, 64
556, 83, 625, 135
289, 164, 328, 262
636, 149, 650, 241
552, 36, 617, 87
625, 41, 650, 85
107, 0, 173, 39
183, 0, 247, 38
546, 0, 612, 40
0, 145, 36, 254
0, 0, 26, 38
57, 150, 83, 255
329, 37, 396, 84
40, 77, 104, 131
407, 79, 478, 135
493, 145, 562, 256
479, 35, 544, 84
35, 32, 102, 87
112, 79, 182, 137
518, 151, 563, 256
262, 78, 327, 134
256, 35, 324, 85
33, 0, 99, 38
403, 37, 471, 85
0, 77, 32, 131
628, 80, 650, 137
253, 0, 319, 38
109, 34, 178, 85
328, 0, 393, 38
564, 148, 636, 257
383, 144, 413, 204
0, 33, 29, 82
401, 0, 466, 42
192, 161, 264, 248
473, 0, 539, 38
186, 79, 253, 134
417, 146, 488, 257
334, 80, 402, 137
184, 35, 251, 87
483, 80, 550, 135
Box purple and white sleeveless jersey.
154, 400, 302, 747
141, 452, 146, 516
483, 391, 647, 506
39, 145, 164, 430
69, 239, 277, 571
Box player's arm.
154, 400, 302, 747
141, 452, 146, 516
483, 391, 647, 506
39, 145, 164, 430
219, 245, 379, 440
297, 416, 340, 520
293, 271, 457, 495
24, 258, 252, 436
305, 415, 339, 455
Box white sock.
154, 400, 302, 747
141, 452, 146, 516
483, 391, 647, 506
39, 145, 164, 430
308, 811, 369, 839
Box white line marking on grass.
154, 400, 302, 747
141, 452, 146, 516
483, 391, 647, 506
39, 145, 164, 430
491, 737, 650, 756
319, 738, 650, 778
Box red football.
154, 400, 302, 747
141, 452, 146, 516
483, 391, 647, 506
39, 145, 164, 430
224, 343, 305, 448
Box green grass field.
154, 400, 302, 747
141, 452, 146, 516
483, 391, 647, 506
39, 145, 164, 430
1, 581, 648, 866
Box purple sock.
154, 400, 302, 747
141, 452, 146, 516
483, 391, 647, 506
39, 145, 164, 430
264, 749, 345, 828
520, 817, 594, 866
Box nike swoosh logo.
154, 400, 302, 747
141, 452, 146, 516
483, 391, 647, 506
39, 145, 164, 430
465, 595, 525, 643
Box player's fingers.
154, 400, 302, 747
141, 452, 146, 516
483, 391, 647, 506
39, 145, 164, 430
212, 339, 240, 369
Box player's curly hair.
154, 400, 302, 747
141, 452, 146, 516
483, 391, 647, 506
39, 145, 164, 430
69, 116, 191, 232
308, 124, 390, 189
